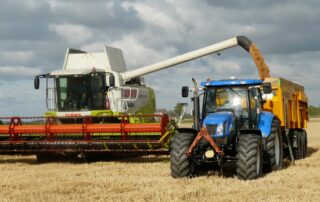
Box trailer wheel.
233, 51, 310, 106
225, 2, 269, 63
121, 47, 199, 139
170, 132, 196, 178
265, 120, 283, 171
302, 130, 308, 158
292, 130, 307, 160
236, 134, 263, 180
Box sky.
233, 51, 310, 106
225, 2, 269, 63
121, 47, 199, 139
0, 0, 320, 116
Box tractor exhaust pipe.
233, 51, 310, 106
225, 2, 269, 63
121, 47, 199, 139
192, 78, 200, 131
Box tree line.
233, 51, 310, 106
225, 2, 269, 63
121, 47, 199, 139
309, 105, 320, 117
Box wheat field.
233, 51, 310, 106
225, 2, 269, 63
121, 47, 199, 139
0, 119, 319, 202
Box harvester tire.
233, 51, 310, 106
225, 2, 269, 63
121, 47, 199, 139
236, 134, 263, 180
265, 119, 283, 171
170, 132, 196, 178
36, 153, 54, 163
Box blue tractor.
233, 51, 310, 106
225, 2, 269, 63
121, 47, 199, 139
170, 78, 283, 180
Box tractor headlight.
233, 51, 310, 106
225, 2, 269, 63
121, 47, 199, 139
216, 123, 224, 136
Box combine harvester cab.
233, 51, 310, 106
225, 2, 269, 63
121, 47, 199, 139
34, 46, 157, 120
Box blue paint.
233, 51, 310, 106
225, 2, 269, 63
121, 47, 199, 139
258, 111, 274, 137
201, 79, 263, 87
203, 112, 234, 138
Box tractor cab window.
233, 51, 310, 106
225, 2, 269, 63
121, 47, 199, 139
56, 73, 106, 111
204, 87, 248, 117
204, 87, 250, 129
248, 87, 262, 127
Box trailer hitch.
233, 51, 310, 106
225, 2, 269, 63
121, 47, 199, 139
186, 127, 224, 157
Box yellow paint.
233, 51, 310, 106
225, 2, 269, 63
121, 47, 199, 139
263, 77, 308, 129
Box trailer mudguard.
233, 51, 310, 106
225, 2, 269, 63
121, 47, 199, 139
258, 111, 274, 137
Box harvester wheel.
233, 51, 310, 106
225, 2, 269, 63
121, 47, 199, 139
236, 134, 263, 180
265, 119, 283, 171
36, 153, 53, 163
170, 132, 196, 178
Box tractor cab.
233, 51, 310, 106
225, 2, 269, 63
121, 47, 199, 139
182, 79, 272, 147
201, 79, 267, 136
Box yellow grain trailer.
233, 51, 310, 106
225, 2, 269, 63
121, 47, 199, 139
264, 77, 308, 159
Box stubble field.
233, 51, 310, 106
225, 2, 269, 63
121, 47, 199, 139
0, 119, 319, 202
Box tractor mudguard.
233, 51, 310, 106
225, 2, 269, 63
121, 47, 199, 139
258, 111, 275, 138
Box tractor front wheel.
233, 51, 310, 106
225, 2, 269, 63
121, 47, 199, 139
170, 132, 196, 178
236, 134, 263, 180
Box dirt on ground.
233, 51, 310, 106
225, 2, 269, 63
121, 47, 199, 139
0, 120, 319, 202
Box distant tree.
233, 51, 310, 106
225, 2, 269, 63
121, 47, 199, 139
309, 105, 320, 117
174, 103, 184, 116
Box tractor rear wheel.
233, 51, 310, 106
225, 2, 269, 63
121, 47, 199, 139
265, 119, 283, 171
236, 134, 263, 180
170, 132, 196, 178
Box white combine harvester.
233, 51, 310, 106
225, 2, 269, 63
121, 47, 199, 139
35, 36, 263, 121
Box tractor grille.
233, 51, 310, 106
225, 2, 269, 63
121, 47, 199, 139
206, 124, 217, 135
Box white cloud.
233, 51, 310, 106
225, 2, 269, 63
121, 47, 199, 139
0, 51, 33, 63
1, 0, 320, 115
110, 35, 176, 68
0, 66, 41, 77
212, 60, 241, 73
49, 23, 93, 44
130, 2, 180, 32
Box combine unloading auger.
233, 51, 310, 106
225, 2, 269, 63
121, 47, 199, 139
0, 36, 272, 156
121, 36, 270, 81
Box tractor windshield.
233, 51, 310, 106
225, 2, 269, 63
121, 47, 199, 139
56, 73, 106, 111
204, 87, 248, 118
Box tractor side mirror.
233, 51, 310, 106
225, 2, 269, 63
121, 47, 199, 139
34, 76, 40, 89
109, 74, 115, 87
262, 82, 272, 94
182, 86, 189, 97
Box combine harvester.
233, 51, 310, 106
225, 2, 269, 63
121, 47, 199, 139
0, 36, 308, 179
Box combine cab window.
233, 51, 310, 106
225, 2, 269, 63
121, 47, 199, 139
56, 73, 105, 111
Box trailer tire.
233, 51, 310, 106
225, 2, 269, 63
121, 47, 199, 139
170, 132, 196, 178
295, 130, 308, 159
236, 134, 263, 180
302, 130, 308, 158
265, 119, 283, 171
292, 130, 307, 160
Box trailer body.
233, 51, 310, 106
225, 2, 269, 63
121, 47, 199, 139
263, 77, 308, 129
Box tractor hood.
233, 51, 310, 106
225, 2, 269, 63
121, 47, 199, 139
202, 111, 234, 138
